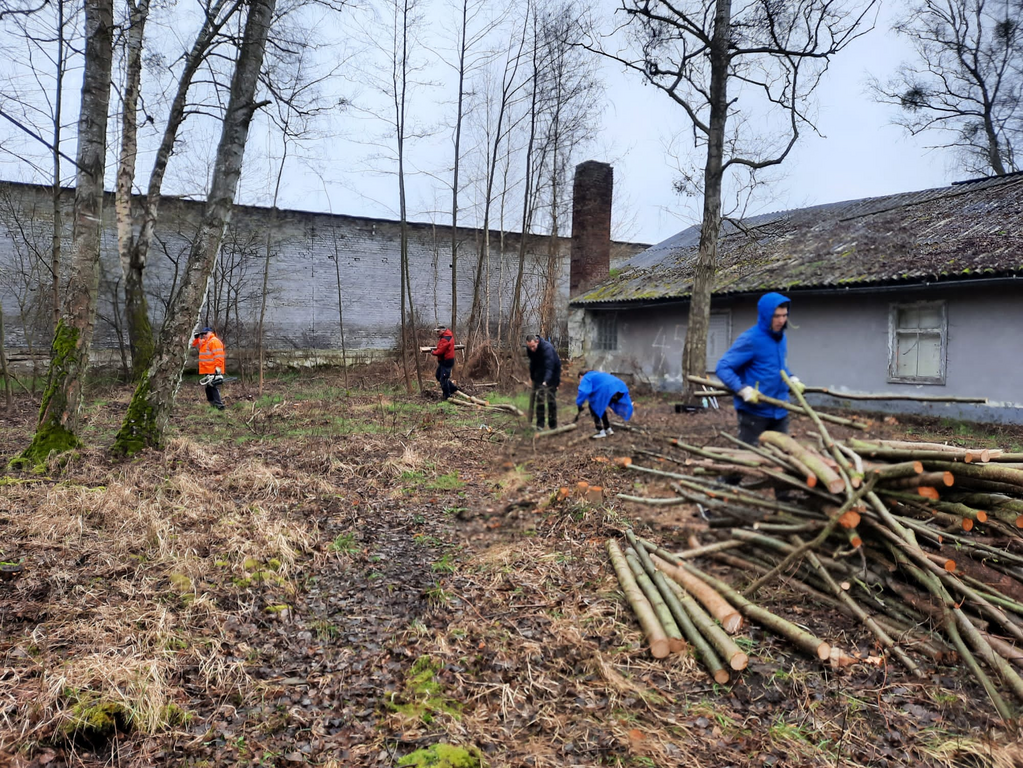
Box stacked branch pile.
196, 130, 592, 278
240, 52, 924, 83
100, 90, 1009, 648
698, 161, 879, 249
614, 374, 1023, 717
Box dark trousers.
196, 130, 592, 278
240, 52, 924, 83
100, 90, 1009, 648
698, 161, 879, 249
589, 392, 624, 430
205, 383, 225, 409
533, 385, 557, 429
737, 410, 789, 446
435, 360, 455, 399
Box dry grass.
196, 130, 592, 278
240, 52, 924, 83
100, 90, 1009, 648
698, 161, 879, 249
0, 435, 328, 755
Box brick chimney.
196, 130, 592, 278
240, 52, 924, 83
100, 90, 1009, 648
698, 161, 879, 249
569, 160, 613, 297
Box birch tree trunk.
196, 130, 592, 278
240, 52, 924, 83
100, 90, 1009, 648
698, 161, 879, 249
50, 0, 68, 336
121, 0, 243, 382
113, 0, 276, 455
115, 0, 153, 380
14, 0, 114, 467
679, 0, 730, 397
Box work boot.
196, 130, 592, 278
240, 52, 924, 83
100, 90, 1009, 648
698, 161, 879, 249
592, 429, 607, 439
606, 427, 614, 435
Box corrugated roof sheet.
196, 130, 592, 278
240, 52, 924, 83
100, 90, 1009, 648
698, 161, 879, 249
572, 173, 1023, 305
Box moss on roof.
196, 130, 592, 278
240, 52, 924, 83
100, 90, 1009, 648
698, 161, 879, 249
572, 174, 1023, 305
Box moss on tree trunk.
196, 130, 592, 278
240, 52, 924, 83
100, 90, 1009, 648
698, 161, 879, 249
111, 376, 159, 456
11, 321, 83, 470
127, 291, 155, 381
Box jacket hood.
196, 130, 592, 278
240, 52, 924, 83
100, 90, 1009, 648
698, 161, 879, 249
757, 293, 790, 334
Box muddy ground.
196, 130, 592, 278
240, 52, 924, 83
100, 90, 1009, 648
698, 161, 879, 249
2, 370, 1023, 767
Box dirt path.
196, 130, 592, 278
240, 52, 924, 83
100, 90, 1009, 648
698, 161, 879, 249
2, 377, 1022, 767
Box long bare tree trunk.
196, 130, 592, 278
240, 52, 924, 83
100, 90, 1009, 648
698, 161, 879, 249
14, 0, 114, 467
50, 0, 66, 336
449, 0, 470, 333
113, 0, 276, 455
680, 0, 731, 397
0, 307, 12, 412
510, 2, 539, 342
122, 0, 242, 382
466, 23, 527, 349
116, 0, 153, 380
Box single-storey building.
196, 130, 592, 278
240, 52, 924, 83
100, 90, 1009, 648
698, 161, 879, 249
568, 172, 1023, 423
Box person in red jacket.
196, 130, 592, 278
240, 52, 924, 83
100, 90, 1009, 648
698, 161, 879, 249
430, 326, 459, 401
191, 327, 226, 410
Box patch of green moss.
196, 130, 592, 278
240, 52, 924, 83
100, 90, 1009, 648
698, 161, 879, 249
160, 702, 193, 726
264, 604, 291, 614
386, 655, 462, 724
58, 696, 131, 744
243, 557, 262, 571
168, 572, 192, 592
11, 321, 83, 471
398, 743, 485, 767
111, 376, 159, 457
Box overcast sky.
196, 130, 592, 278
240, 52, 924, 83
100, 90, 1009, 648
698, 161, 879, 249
245, 0, 958, 247
0, 0, 963, 247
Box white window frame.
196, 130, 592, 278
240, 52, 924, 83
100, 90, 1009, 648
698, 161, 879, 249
593, 312, 618, 351
888, 301, 947, 385
706, 310, 732, 372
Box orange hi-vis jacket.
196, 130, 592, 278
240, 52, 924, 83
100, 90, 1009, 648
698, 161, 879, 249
192, 333, 226, 375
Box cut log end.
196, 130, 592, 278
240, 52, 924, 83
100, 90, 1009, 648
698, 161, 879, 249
976, 510, 988, 523
713, 668, 731, 685
942, 472, 954, 487
944, 559, 956, 573
826, 479, 846, 494
806, 475, 818, 488
723, 613, 744, 635
848, 534, 863, 548
917, 487, 940, 500
962, 518, 974, 532
730, 651, 749, 671
838, 510, 861, 529
1016, 516, 1023, 529
650, 638, 671, 659
912, 461, 924, 474
669, 638, 686, 654
817, 642, 832, 661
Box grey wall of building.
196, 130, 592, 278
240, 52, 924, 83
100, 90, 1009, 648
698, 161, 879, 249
573, 281, 1023, 423
0, 181, 645, 365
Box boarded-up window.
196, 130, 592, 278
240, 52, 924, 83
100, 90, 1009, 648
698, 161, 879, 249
889, 302, 946, 384
706, 312, 732, 372
594, 313, 617, 351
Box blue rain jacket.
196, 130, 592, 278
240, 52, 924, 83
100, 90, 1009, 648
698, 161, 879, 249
715, 292, 792, 419
576, 371, 634, 421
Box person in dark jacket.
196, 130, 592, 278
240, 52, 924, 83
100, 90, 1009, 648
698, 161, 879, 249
574, 370, 633, 438
431, 326, 459, 400
525, 335, 561, 430
715, 292, 803, 445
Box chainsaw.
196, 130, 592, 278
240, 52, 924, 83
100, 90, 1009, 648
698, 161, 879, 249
198, 374, 238, 386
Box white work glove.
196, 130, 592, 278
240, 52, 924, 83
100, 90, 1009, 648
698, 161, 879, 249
738, 386, 759, 404
789, 376, 805, 394
211, 374, 224, 386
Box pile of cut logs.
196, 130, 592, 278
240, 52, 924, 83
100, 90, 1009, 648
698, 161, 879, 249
612, 373, 1023, 718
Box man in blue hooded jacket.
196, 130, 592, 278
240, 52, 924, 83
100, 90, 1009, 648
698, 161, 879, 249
715, 292, 803, 445
574, 370, 633, 439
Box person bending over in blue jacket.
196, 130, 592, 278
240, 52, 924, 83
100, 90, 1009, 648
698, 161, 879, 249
574, 370, 634, 439
715, 292, 803, 446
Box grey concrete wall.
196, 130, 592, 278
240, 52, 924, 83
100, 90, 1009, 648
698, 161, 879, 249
575, 283, 1023, 423
0, 181, 645, 365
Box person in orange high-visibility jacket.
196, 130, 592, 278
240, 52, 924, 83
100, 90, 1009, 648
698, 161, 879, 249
191, 327, 226, 410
